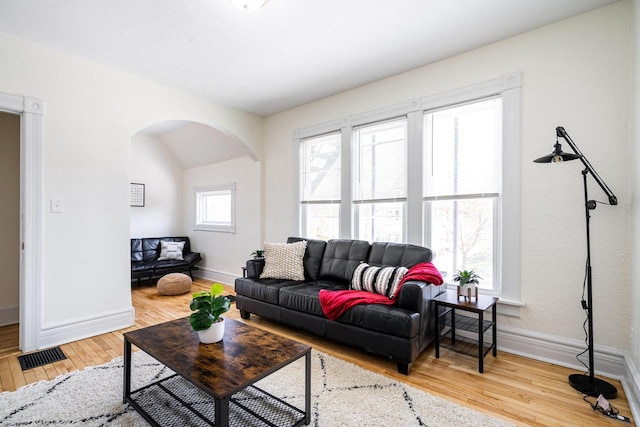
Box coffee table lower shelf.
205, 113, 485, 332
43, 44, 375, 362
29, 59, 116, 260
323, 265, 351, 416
127, 373, 306, 427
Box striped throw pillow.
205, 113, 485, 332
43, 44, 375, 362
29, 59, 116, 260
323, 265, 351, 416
350, 262, 409, 299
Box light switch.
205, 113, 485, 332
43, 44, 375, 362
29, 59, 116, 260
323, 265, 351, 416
51, 199, 63, 213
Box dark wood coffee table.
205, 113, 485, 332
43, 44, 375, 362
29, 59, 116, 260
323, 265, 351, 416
123, 317, 311, 427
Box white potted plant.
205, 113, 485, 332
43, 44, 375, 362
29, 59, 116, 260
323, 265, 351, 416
189, 283, 231, 344
452, 270, 481, 300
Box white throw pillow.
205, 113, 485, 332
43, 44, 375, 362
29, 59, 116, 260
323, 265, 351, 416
350, 262, 409, 299
158, 240, 185, 261
259, 240, 307, 281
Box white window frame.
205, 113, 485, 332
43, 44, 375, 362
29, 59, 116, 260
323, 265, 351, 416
299, 131, 343, 240
293, 73, 523, 314
422, 96, 503, 295
352, 117, 409, 243
193, 183, 236, 233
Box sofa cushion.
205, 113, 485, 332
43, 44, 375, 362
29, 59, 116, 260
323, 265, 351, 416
147, 259, 189, 270
336, 304, 420, 339
235, 277, 303, 304
260, 240, 308, 281
367, 242, 432, 268
158, 240, 185, 260
131, 261, 153, 273
287, 237, 327, 280
279, 281, 347, 316
350, 263, 409, 298
140, 238, 160, 261
318, 239, 370, 284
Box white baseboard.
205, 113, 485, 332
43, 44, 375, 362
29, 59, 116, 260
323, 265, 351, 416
39, 307, 135, 350
0, 305, 19, 327
498, 326, 640, 417
193, 267, 237, 286
498, 326, 625, 379
622, 355, 640, 422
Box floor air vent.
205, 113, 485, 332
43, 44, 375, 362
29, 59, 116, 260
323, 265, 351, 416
18, 346, 67, 371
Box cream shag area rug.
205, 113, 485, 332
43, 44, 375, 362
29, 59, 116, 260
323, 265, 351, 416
0, 350, 513, 426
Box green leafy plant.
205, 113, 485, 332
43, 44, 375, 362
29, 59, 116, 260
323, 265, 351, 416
251, 249, 265, 259
452, 270, 482, 286
189, 283, 231, 331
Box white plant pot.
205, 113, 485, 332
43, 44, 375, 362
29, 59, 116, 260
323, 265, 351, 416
458, 282, 477, 299
197, 317, 225, 344
459, 283, 473, 293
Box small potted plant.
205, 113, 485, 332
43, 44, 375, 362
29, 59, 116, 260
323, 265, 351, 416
189, 283, 231, 344
251, 249, 265, 259
452, 270, 482, 300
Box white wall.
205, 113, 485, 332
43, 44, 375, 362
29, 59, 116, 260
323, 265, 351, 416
183, 156, 261, 284
263, 2, 632, 351
130, 134, 183, 238
0, 30, 263, 347
0, 111, 20, 326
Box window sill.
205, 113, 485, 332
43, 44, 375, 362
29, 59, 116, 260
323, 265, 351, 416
193, 225, 235, 233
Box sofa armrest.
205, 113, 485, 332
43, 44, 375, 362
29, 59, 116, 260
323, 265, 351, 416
245, 258, 265, 278
183, 251, 202, 266
397, 281, 445, 346
397, 280, 433, 312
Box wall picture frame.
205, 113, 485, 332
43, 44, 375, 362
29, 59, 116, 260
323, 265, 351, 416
130, 183, 145, 207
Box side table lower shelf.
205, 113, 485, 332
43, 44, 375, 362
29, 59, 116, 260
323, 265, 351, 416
440, 313, 495, 359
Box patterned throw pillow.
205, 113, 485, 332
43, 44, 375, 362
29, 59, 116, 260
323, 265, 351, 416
350, 262, 409, 299
158, 241, 185, 261
260, 240, 308, 281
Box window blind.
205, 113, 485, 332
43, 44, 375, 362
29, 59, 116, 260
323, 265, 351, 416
353, 118, 407, 202
300, 132, 341, 202
424, 98, 502, 198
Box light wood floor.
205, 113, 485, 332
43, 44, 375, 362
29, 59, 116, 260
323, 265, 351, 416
0, 278, 635, 426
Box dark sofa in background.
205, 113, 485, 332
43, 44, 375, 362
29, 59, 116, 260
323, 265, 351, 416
235, 237, 444, 374
130, 236, 202, 284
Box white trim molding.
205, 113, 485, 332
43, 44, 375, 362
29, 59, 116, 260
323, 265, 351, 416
499, 326, 625, 378
499, 326, 640, 420
0, 91, 46, 352
40, 308, 134, 349
193, 267, 237, 286
622, 355, 640, 423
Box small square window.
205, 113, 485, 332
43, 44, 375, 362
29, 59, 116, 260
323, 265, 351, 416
194, 183, 236, 233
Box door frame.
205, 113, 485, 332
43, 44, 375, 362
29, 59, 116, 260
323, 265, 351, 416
0, 92, 45, 352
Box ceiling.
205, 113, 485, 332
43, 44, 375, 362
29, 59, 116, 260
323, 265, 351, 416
0, 0, 621, 117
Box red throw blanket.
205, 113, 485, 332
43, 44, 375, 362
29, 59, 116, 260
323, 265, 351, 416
319, 262, 443, 320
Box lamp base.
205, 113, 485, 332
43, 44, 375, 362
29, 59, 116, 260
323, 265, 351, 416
568, 373, 617, 399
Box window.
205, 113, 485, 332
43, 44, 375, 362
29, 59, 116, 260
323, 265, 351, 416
353, 118, 407, 243
295, 73, 521, 306
300, 132, 341, 240
423, 98, 502, 290
194, 183, 236, 233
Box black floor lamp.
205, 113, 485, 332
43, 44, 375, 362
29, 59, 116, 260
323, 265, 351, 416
534, 126, 618, 399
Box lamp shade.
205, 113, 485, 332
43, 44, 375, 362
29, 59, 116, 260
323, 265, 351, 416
533, 142, 581, 163
230, 0, 269, 12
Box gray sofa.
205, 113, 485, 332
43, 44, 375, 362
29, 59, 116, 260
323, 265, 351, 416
234, 237, 444, 374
